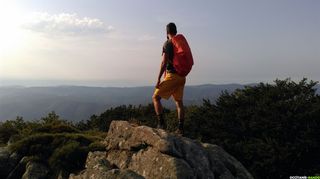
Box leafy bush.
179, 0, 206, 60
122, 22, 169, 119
33, 123, 80, 134
183, 79, 320, 178
49, 141, 86, 172
88, 141, 106, 151
0, 120, 20, 144
8, 133, 105, 176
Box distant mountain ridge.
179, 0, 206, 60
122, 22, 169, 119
0, 84, 319, 121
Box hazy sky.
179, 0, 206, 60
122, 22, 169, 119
0, 0, 319, 86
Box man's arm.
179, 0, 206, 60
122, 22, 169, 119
156, 53, 167, 88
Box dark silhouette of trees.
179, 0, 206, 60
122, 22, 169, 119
184, 78, 320, 178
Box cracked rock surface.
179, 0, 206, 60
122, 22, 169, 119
70, 121, 254, 179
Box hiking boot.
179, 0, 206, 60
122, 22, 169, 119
156, 114, 166, 129
157, 123, 165, 129
175, 128, 184, 136
175, 121, 184, 136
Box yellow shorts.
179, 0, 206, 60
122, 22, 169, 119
153, 72, 186, 101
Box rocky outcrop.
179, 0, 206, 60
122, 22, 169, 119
22, 161, 49, 179
71, 121, 254, 179
0, 149, 49, 179
0, 147, 21, 179
7, 156, 30, 179
69, 151, 144, 179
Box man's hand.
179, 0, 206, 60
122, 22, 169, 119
156, 53, 167, 89
156, 79, 161, 89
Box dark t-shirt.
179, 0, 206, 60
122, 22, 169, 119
162, 39, 176, 73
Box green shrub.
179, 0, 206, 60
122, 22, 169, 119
33, 123, 80, 134
88, 141, 106, 151
49, 141, 87, 172
8, 133, 105, 175
184, 78, 320, 178
0, 124, 18, 144
83, 130, 107, 139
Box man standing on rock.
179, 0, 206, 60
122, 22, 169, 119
153, 22, 194, 135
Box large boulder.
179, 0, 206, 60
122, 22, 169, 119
71, 121, 254, 179
22, 161, 49, 179
0, 147, 12, 178
0, 147, 21, 179
7, 156, 30, 179
69, 151, 144, 179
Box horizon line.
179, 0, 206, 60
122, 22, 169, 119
0, 83, 251, 88
1, 78, 317, 88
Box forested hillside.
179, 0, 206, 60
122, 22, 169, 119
0, 84, 243, 121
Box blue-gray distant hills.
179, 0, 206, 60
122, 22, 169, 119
1, 84, 319, 121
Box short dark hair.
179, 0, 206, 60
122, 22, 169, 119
166, 22, 177, 35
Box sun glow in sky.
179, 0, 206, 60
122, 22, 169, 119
0, 2, 25, 54
0, 0, 319, 87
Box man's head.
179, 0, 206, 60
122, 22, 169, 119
166, 22, 177, 36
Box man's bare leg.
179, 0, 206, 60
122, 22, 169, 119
153, 95, 163, 115
153, 95, 165, 129
175, 100, 184, 135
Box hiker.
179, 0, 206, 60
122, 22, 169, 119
152, 22, 194, 135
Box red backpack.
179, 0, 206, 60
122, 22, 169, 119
171, 34, 194, 77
